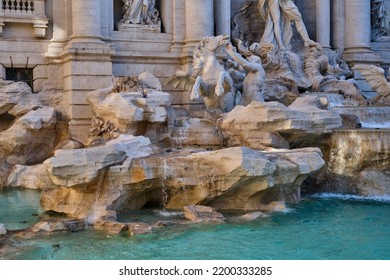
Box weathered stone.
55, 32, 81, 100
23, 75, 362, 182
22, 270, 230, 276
43, 134, 152, 188
219, 98, 342, 149
0, 223, 7, 235
30, 220, 69, 233
0, 106, 57, 165
6, 164, 52, 190
63, 220, 86, 232
87, 87, 171, 136
138, 72, 162, 92
0, 81, 41, 116
170, 118, 222, 148
128, 222, 153, 236
56, 139, 84, 150
94, 220, 128, 234
184, 205, 225, 223
40, 146, 325, 220
155, 220, 180, 227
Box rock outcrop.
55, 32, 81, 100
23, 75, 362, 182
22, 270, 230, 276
218, 97, 342, 149
183, 205, 225, 223
87, 73, 171, 143
40, 146, 324, 222
0, 106, 57, 165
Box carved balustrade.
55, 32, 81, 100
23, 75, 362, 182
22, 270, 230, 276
0, 0, 49, 38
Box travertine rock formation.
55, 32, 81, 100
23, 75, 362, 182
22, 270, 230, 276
87, 73, 171, 143
218, 97, 342, 149
0, 106, 57, 165
39, 146, 324, 222
184, 205, 225, 223
43, 134, 153, 188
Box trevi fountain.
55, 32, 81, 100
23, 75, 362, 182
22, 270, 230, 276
0, 0, 389, 260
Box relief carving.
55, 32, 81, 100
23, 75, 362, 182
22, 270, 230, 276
372, 0, 390, 41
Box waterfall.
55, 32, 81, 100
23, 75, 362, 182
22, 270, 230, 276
86, 169, 107, 225
331, 106, 390, 128
160, 158, 169, 211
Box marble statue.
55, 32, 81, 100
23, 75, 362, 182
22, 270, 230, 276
225, 43, 266, 105
372, 0, 390, 41
353, 64, 390, 104
120, 0, 159, 25
257, 0, 317, 50
166, 35, 238, 113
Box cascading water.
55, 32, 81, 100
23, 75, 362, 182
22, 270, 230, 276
327, 129, 390, 196
331, 106, 390, 128
86, 169, 108, 224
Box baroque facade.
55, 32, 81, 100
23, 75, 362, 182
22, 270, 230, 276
0, 0, 388, 141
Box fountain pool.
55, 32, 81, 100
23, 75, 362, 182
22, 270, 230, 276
1, 189, 389, 260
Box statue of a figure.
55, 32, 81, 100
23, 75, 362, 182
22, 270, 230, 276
225, 43, 266, 105
258, 0, 317, 50
121, 0, 159, 25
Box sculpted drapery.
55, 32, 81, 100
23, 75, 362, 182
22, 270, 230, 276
258, 0, 316, 50
121, 0, 156, 25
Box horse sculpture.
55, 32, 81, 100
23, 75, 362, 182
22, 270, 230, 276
166, 35, 239, 112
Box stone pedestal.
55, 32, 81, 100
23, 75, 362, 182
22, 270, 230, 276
343, 0, 381, 65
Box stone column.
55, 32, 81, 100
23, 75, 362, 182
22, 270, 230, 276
331, 0, 345, 53
316, 0, 330, 49
171, 0, 186, 52
185, 0, 214, 47
161, 0, 173, 34
47, 0, 67, 57
343, 0, 381, 65
100, 0, 111, 39
215, 0, 231, 36
71, 0, 102, 41
61, 0, 114, 143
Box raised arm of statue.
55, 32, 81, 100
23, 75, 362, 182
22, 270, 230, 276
225, 43, 266, 104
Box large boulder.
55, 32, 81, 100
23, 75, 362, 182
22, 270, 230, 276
43, 134, 153, 188
0, 81, 42, 117
40, 135, 154, 221
0, 106, 57, 165
87, 74, 171, 142
183, 205, 225, 223
218, 98, 342, 149
6, 164, 51, 189
40, 146, 324, 221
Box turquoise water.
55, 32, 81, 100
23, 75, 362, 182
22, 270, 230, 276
1, 189, 390, 260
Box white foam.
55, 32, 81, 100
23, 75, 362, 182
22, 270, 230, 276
154, 210, 184, 218
311, 193, 390, 203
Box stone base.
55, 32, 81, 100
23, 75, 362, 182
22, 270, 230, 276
342, 48, 383, 66
117, 22, 161, 33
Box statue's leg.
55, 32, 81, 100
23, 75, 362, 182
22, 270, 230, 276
268, 0, 286, 50
216, 71, 234, 97
191, 76, 208, 100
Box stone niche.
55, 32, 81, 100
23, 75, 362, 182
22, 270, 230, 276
114, 0, 162, 33
371, 0, 390, 42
